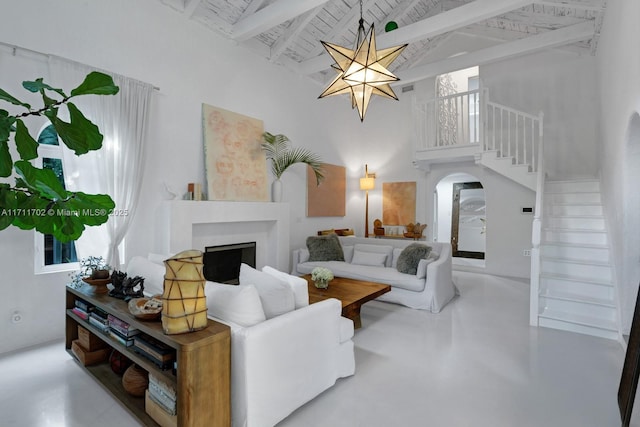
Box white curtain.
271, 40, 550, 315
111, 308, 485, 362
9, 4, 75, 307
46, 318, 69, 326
48, 56, 153, 269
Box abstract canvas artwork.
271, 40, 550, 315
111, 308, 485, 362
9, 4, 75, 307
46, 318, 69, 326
202, 104, 269, 201
382, 182, 416, 225
307, 163, 346, 217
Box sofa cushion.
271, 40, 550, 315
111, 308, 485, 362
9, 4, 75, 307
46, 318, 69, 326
205, 281, 266, 327
353, 243, 394, 267
342, 245, 354, 263
391, 248, 402, 268
126, 256, 165, 296
306, 234, 345, 262
397, 243, 432, 275
262, 266, 309, 309
240, 264, 295, 319
297, 261, 426, 292
351, 250, 387, 267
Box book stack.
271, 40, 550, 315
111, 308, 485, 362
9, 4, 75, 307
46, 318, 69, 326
133, 334, 176, 370
72, 299, 91, 321
148, 373, 177, 416
88, 307, 110, 333
108, 314, 139, 347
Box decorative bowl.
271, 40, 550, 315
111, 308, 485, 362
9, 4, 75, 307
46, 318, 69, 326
82, 277, 111, 295
128, 297, 163, 320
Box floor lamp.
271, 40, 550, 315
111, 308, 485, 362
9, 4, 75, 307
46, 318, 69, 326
359, 164, 375, 237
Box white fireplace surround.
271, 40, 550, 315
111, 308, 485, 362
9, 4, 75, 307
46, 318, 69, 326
161, 201, 290, 272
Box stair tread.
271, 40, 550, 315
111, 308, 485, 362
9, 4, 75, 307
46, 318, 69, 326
541, 256, 611, 267
546, 214, 604, 219
546, 179, 600, 184
540, 272, 613, 287
540, 289, 615, 307
541, 241, 609, 249
546, 202, 603, 206
544, 190, 601, 194
543, 227, 607, 233
539, 309, 617, 331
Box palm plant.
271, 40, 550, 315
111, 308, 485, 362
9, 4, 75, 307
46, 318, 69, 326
261, 132, 324, 185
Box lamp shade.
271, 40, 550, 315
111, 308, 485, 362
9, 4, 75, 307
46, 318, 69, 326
360, 176, 375, 191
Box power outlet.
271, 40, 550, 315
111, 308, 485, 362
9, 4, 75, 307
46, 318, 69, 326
523, 249, 531, 257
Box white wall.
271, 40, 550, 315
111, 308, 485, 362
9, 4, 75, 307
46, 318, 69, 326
596, 0, 640, 334
0, 0, 418, 354
482, 51, 600, 180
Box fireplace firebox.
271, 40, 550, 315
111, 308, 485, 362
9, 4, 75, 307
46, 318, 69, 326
203, 242, 256, 285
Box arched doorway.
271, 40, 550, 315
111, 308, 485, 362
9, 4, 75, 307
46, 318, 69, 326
624, 113, 640, 316
434, 173, 485, 268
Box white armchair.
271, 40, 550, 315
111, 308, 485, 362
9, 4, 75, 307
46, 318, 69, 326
206, 267, 355, 427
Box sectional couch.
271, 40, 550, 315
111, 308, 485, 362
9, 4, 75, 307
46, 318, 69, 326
292, 236, 457, 313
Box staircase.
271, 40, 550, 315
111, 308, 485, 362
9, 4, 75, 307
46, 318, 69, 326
476, 150, 536, 191
536, 179, 618, 339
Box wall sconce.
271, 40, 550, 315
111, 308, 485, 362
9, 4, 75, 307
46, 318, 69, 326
359, 164, 376, 237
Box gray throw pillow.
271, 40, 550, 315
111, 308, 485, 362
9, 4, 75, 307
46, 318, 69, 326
306, 234, 345, 262
396, 243, 432, 275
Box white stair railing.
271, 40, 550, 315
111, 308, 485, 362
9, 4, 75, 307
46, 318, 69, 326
483, 89, 542, 173
413, 89, 481, 151
529, 111, 545, 326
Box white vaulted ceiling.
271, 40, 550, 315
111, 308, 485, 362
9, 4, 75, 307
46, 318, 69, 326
157, 0, 607, 86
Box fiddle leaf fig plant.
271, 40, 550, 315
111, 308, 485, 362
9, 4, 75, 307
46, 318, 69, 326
0, 71, 119, 242
261, 132, 324, 185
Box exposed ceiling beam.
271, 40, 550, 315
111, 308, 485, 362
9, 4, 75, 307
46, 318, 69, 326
183, 0, 202, 17
239, 0, 268, 21
533, 0, 605, 11
299, 0, 532, 75
395, 21, 595, 85
304, 0, 378, 60
232, 0, 330, 42
270, 6, 323, 62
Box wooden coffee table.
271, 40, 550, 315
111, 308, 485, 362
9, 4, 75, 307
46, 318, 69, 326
303, 275, 391, 329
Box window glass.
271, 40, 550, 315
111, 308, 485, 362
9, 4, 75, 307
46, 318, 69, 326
36, 125, 78, 271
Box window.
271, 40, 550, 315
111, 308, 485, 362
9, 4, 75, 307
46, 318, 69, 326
34, 124, 78, 274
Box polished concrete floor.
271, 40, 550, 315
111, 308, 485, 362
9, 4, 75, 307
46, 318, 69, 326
0, 271, 631, 426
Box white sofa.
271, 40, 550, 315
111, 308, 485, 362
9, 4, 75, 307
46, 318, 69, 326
292, 236, 457, 313
127, 256, 355, 427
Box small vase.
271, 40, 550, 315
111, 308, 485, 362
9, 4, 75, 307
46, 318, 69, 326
272, 179, 283, 202
314, 279, 329, 289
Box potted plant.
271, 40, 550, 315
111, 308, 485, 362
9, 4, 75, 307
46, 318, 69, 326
69, 256, 112, 292
261, 132, 324, 202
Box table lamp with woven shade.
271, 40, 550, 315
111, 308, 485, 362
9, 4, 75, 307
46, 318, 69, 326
161, 250, 208, 335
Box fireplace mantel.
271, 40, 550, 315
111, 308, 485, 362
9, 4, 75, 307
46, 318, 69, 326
161, 200, 290, 272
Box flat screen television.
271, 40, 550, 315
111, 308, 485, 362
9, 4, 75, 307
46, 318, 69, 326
203, 242, 256, 285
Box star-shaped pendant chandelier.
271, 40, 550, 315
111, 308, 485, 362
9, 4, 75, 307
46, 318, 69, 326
318, 2, 407, 122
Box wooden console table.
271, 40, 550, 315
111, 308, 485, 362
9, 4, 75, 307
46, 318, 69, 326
65, 286, 230, 426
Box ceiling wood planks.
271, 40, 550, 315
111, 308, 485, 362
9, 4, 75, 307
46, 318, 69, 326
156, 0, 607, 83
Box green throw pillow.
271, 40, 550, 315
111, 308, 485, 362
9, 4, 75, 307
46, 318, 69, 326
306, 234, 345, 262
396, 243, 432, 275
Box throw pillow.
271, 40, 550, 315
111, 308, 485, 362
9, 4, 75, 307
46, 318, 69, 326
353, 243, 394, 267
351, 250, 387, 267
205, 281, 266, 327
342, 245, 355, 263
239, 263, 295, 319
397, 243, 432, 275
126, 256, 165, 296
262, 266, 309, 309
306, 234, 345, 262
416, 251, 439, 279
